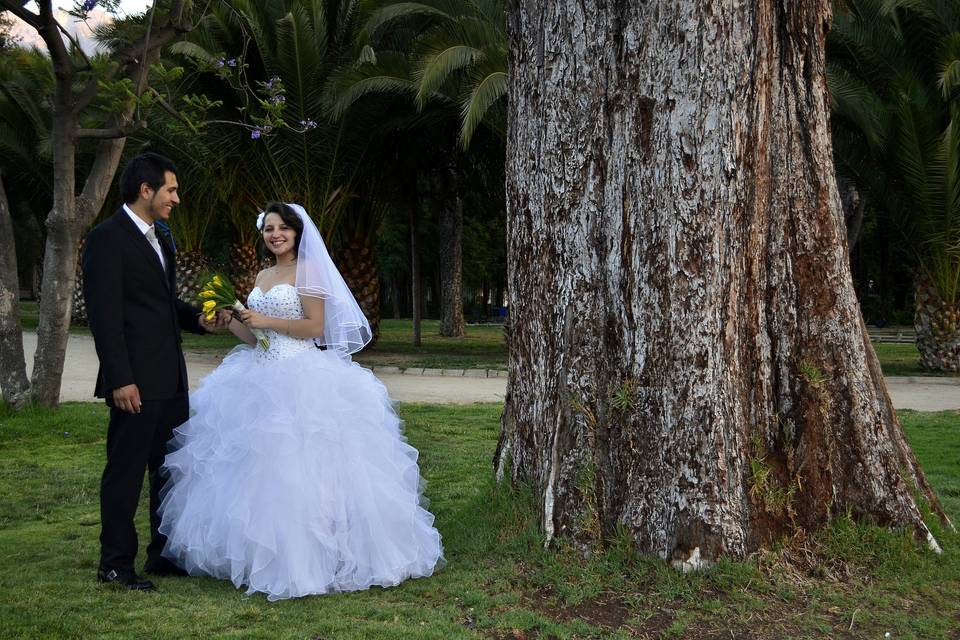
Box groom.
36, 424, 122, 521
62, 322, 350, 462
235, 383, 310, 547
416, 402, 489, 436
83, 152, 217, 591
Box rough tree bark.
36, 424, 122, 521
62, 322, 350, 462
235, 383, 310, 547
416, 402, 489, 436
0, 171, 30, 406
495, 0, 950, 565
0, 0, 190, 407
439, 165, 466, 337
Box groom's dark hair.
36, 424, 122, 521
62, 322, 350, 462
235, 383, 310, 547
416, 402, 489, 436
120, 153, 178, 204
262, 202, 305, 257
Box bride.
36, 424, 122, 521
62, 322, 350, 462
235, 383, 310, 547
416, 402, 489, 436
157, 202, 443, 601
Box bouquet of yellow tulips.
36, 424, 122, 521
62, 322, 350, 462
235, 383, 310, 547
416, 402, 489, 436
198, 274, 270, 350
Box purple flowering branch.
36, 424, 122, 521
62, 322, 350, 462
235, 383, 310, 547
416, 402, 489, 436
201, 51, 320, 141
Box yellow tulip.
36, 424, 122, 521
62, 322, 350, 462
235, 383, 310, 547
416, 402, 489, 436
202, 300, 217, 312
199, 290, 216, 299
212, 275, 223, 286
206, 311, 216, 321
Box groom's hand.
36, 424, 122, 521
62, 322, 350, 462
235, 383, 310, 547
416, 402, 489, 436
113, 384, 142, 414
199, 311, 230, 332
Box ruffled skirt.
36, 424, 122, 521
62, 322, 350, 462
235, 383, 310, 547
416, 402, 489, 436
157, 346, 444, 601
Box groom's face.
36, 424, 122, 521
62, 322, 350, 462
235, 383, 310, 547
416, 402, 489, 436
141, 171, 180, 222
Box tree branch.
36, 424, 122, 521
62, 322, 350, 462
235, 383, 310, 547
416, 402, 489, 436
76, 121, 148, 138
135, 0, 158, 100
147, 87, 196, 130
0, 0, 40, 30
35, 1, 73, 80
55, 18, 93, 70
76, 134, 129, 228
72, 0, 189, 116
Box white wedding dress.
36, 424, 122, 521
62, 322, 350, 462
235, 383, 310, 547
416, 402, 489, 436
158, 284, 443, 600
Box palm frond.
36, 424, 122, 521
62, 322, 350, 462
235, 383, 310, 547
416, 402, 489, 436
827, 65, 890, 151
330, 74, 418, 119
362, 2, 452, 41
415, 44, 484, 109
893, 79, 937, 219
276, 5, 325, 115
939, 110, 960, 229
939, 32, 960, 101
459, 69, 506, 149
358, 44, 378, 64
168, 41, 219, 65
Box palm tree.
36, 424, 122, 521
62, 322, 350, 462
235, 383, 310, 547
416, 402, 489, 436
332, 0, 507, 148
328, 0, 507, 337
160, 0, 393, 337
149, 0, 402, 339
828, 0, 960, 371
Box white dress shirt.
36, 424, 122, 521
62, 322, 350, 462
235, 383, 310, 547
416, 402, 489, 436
124, 204, 167, 271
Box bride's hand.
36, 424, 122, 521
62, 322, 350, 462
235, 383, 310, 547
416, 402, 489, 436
239, 308, 272, 330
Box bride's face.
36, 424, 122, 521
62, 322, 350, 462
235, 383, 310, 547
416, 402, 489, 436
262, 212, 298, 259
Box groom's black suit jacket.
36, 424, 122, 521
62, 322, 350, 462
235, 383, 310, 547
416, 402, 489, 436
83, 208, 205, 402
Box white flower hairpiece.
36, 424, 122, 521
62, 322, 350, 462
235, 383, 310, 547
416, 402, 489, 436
256, 211, 265, 230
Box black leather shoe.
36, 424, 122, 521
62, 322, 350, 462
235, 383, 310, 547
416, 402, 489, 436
97, 568, 156, 591
143, 558, 188, 577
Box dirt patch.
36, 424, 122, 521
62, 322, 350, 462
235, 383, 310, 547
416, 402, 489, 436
514, 581, 873, 639
527, 586, 633, 630
483, 630, 544, 640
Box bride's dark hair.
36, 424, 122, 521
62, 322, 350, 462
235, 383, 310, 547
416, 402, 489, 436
261, 201, 304, 258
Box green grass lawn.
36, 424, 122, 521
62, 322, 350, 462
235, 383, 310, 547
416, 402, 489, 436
21, 301, 508, 370
1, 403, 958, 639
353, 319, 508, 371
178, 318, 509, 369
871, 342, 959, 377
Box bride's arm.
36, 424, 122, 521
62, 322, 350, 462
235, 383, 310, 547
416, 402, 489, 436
223, 310, 258, 346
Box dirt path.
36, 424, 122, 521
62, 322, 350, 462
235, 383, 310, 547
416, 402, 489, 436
22, 332, 506, 405
21, 332, 960, 410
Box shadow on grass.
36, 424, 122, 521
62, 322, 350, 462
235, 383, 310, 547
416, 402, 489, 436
0, 403, 957, 639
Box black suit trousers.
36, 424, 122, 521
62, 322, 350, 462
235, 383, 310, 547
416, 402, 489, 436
99, 394, 188, 571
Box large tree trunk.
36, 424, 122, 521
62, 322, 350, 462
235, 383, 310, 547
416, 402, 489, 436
0, 171, 30, 406
439, 166, 466, 337
29, 107, 80, 408
496, 1, 949, 564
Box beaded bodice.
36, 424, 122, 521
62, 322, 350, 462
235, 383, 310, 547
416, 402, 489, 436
246, 284, 315, 362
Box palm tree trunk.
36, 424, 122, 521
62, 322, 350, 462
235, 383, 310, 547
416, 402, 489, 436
0, 171, 30, 406
914, 281, 960, 372
392, 278, 402, 319
439, 165, 466, 337
334, 235, 381, 346
410, 184, 422, 347
482, 279, 490, 321
497, 0, 949, 562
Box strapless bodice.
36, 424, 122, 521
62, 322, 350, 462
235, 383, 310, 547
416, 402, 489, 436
246, 284, 315, 362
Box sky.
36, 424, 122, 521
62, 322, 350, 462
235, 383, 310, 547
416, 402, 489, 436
9, 1, 154, 54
